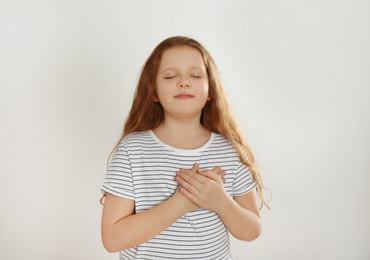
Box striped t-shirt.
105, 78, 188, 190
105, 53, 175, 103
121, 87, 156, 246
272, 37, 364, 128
102, 130, 257, 260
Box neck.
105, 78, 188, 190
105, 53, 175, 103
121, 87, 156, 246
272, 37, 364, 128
159, 119, 205, 135
152, 114, 211, 149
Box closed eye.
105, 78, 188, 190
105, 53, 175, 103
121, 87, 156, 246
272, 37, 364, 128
164, 76, 176, 79
191, 75, 202, 78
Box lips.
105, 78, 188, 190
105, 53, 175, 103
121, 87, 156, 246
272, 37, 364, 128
174, 93, 195, 99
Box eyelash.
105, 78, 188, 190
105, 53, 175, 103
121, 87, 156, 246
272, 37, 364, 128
163, 75, 202, 79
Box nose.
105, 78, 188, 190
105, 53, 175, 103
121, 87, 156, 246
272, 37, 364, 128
177, 78, 190, 88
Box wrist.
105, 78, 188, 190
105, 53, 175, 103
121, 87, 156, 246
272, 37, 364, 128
171, 192, 196, 215
215, 195, 235, 217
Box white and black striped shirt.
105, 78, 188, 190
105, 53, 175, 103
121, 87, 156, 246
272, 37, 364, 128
102, 130, 257, 260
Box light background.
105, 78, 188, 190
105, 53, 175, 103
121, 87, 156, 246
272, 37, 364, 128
1, 1, 369, 259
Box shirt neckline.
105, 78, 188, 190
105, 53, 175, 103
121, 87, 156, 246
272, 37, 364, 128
148, 130, 215, 155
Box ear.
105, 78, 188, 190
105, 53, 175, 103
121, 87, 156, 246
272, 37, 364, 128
153, 93, 159, 102
207, 89, 212, 101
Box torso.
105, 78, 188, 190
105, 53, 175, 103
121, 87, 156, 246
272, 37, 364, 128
102, 131, 257, 259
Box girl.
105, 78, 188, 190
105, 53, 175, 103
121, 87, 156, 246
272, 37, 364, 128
101, 36, 268, 259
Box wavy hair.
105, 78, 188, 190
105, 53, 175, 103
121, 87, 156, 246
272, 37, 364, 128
106, 36, 269, 209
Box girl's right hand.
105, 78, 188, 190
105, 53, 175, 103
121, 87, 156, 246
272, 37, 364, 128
173, 163, 200, 212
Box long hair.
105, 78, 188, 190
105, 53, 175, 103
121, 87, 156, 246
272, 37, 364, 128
107, 36, 269, 209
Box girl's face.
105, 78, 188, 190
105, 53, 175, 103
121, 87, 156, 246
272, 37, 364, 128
155, 46, 210, 120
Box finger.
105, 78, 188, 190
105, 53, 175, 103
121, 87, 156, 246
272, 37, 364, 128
218, 170, 226, 183
199, 166, 221, 175
176, 174, 201, 195
181, 169, 210, 184
176, 169, 202, 189
180, 163, 199, 175
220, 171, 226, 183
179, 187, 200, 207
211, 166, 221, 174
212, 170, 225, 181
190, 163, 199, 172
215, 170, 225, 177
198, 169, 221, 182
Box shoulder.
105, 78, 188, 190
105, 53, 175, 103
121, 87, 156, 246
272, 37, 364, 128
207, 133, 240, 163
210, 133, 235, 151
120, 131, 152, 146
118, 131, 163, 154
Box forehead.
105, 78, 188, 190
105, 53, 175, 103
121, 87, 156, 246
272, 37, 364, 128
159, 46, 205, 70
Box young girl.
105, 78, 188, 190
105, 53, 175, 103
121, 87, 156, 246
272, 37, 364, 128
101, 36, 268, 259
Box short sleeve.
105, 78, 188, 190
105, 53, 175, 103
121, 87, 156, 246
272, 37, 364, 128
101, 143, 135, 200
232, 161, 257, 196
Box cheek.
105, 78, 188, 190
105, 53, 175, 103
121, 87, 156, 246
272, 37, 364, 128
199, 81, 209, 96
155, 82, 172, 100
204, 84, 211, 101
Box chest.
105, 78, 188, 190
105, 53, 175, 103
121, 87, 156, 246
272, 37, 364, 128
129, 151, 237, 212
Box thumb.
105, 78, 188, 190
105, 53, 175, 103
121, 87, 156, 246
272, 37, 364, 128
191, 163, 199, 172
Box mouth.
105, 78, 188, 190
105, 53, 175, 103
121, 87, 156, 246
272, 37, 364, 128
174, 93, 195, 99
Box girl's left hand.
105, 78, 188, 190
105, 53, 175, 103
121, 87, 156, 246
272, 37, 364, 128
175, 164, 232, 214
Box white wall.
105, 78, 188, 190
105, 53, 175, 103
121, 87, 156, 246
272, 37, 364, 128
1, 1, 369, 259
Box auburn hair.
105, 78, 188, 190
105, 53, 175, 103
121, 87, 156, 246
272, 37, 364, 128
107, 36, 269, 209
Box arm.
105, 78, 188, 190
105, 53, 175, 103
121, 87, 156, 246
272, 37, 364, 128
218, 190, 261, 241
101, 186, 197, 252
101, 164, 224, 252
176, 167, 261, 241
